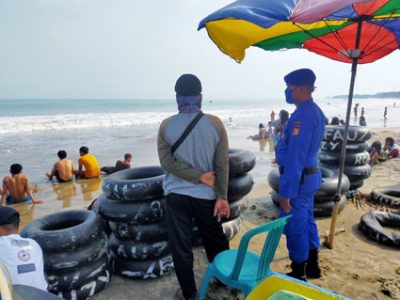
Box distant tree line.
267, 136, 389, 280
331, 91, 400, 99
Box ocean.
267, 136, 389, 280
1, 97, 399, 183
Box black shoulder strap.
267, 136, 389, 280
171, 112, 204, 154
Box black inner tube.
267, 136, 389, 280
42, 218, 84, 231
109, 167, 164, 180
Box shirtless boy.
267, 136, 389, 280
1, 164, 43, 206
46, 150, 74, 183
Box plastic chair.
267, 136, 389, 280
198, 215, 292, 300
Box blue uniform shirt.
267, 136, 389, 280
277, 99, 326, 199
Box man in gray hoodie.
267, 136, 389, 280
157, 74, 230, 300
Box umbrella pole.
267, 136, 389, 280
325, 19, 364, 249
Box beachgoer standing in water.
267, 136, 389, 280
75, 146, 100, 179
271, 110, 275, 121
353, 103, 359, 119
384, 107, 388, 119
46, 150, 74, 183
277, 68, 326, 281
361, 107, 365, 117
1, 164, 43, 206
157, 74, 229, 300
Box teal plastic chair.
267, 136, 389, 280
198, 215, 292, 300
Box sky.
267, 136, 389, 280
0, 0, 399, 100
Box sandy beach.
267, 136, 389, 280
9, 127, 400, 300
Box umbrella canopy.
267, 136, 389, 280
198, 0, 400, 63
199, 0, 400, 249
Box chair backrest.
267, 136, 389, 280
229, 215, 291, 281
0, 260, 12, 300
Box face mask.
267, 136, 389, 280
285, 87, 295, 104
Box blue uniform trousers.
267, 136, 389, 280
280, 191, 320, 263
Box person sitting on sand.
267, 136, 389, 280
46, 150, 74, 183
330, 117, 340, 125
0, 206, 47, 290
101, 153, 133, 175
368, 141, 387, 166
75, 146, 100, 179
0, 164, 43, 206
383, 137, 400, 159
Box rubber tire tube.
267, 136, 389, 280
55, 269, 111, 300
47, 254, 110, 293
271, 191, 347, 218
97, 194, 165, 224
313, 196, 347, 218
271, 190, 280, 206
344, 164, 372, 181
267, 168, 280, 192
320, 140, 368, 153
358, 211, 400, 248
44, 232, 108, 271
113, 255, 174, 279
370, 186, 400, 208
222, 217, 243, 241
228, 149, 256, 177
227, 199, 247, 219
227, 173, 254, 202
268, 166, 350, 199
318, 151, 370, 166
349, 179, 364, 190
323, 125, 372, 142
109, 221, 168, 243
102, 166, 165, 201
314, 166, 350, 199
109, 233, 170, 260
21, 210, 103, 253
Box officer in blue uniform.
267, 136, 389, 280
277, 68, 326, 281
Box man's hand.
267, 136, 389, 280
200, 171, 215, 188
279, 197, 292, 213
213, 198, 230, 222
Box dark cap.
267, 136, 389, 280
0, 206, 20, 226
284, 68, 316, 86
175, 74, 202, 96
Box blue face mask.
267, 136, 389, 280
285, 87, 295, 104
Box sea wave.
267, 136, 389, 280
0, 108, 268, 134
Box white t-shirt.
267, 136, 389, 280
0, 234, 47, 291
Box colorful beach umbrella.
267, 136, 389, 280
199, 0, 400, 248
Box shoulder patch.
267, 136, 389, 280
292, 121, 301, 136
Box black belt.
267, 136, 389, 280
279, 166, 319, 184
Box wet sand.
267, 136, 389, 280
11, 127, 400, 300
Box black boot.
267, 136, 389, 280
286, 261, 307, 281
306, 248, 321, 279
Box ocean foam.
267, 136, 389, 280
0, 108, 269, 134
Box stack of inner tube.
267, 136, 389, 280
267, 165, 350, 217
21, 210, 110, 300
100, 166, 174, 279
319, 125, 372, 191
193, 149, 255, 246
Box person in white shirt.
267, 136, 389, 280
0, 206, 47, 291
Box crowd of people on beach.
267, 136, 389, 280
0, 146, 133, 206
